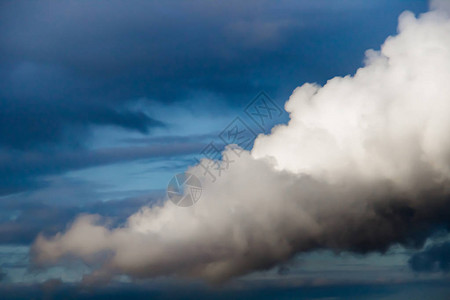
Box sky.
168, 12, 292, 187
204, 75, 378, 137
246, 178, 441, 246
1, 0, 450, 299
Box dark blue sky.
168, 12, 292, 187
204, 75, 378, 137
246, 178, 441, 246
0, 0, 428, 194
2, 0, 450, 299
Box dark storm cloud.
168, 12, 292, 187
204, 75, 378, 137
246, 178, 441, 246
0, 0, 428, 150
0, 99, 163, 149
409, 240, 450, 273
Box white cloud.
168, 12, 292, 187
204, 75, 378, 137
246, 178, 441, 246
33, 7, 450, 283
431, 0, 450, 13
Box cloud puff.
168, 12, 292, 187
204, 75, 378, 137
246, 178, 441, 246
32, 8, 450, 283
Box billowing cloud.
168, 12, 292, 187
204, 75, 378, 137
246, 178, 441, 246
32, 7, 450, 283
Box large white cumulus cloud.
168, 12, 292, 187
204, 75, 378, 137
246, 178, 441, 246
33, 7, 450, 283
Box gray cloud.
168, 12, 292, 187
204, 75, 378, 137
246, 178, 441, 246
409, 241, 450, 273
